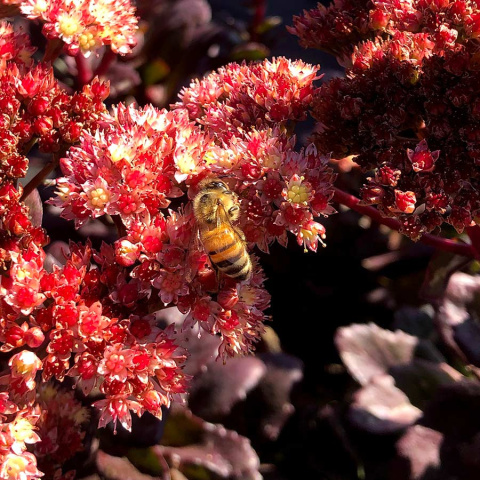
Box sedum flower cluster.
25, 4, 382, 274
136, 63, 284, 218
0, 0, 137, 56
53, 57, 335, 359
0, 16, 336, 479
176, 58, 336, 252
289, 0, 480, 63
0, 21, 109, 186
0, 24, 185, 479
291, 0, 480, 239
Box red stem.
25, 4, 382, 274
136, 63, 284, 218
93, 48, 117, 78
43, 38, 64, 63
466, 225, 480, 258
75, 54, 92, 88
112, 214, 127, 238
249, 0, 267, 41
333, 187, 477, 258
21, 156, 60, 202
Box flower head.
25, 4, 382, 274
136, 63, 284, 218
20, 0, 138, 56
309, 4, 480, 238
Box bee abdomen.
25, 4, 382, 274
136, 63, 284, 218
203, 230, 252, 280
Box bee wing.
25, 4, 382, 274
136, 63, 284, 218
216, 201, 246, 244
216, 200, 227, 229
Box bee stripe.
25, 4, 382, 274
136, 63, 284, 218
216, 252, 245, 270
208, 241, 238, 261
208, 242, 235, 256
223, 260, 248, 276
228, 260, 252, 280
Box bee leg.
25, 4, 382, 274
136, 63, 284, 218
217, 270, 226, 292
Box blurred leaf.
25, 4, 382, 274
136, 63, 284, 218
390, 359, 460, 409
348, 374, 422, 434
452, 319, 480, 367
188, 356, 267, 420
436, 272, 480, 366
256, 16, 282, 35
144, 59, 171, 85
137, 0, 211, 32
392, 305, 435, 339
23, 188, 43, 227
154, 405, 261, 480
230, 42, 269, 61
362, 251, 403, 272
44, 241, 69, 271
107, 63, 142, 97
254, 353, 303, 441
96, 451, 160, 479
173, 326, 221, 377
145, 85, 168, 107
335, 323, 418, 386
162, 405, 204, 447
127, 447, 163, 476
78, 219, 114, 239
170, 469, 189, 480
188, 352, 302, 442
391, 425, 443, 480
422, 380, 480, 439
420, 250, 471, 303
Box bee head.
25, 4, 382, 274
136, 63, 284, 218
205, 180, 227, 190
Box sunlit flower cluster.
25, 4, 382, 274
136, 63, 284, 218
179, 57, 320, 134
2, 236, 188, 434
0, 401, 43, 480
53, 104, 203, 226
296, 1, 480, 239
0, 21, 35, 71
52, 102, 273, 358
0, 20, 185, 480
53, 58, 336, 356
1, 21, 337, 479
0, 24, 109, 184
0, 179, 49, 479
13, 0, 138, 56
289, 0, 480, 64
177, 57, 336, 252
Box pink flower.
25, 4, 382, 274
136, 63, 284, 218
98, 344, 134, 382
406, 139, 440, 172
2, 248, 46, 315
94, 394, 142, 433
153, 269, 189, 306
296, 221, 326, 253
0, 451, 42, 480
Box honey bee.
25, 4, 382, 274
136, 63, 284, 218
193, 178, 252, 282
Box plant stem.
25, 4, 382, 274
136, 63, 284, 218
75, 54, 92, 88
21, 155, 60, 201
466, 225, 480, 257
333, 187, 477, 258
93, 48, 116, 78
112, 214, 127, 238
43, 38, 64, 63
249, 0, 266, 41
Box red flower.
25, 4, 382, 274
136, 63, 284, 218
407, 139, 440, 172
